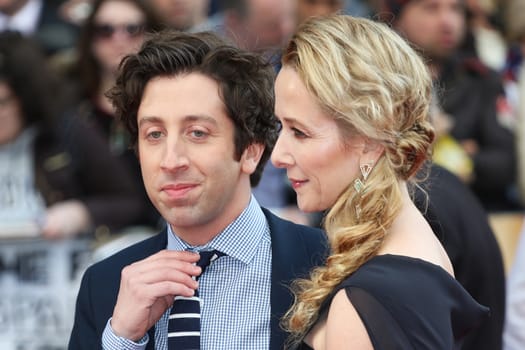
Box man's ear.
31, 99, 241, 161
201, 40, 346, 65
241, 143, 265, 175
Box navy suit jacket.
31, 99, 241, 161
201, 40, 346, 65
68, 208, 328, 349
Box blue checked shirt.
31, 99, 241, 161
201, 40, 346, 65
102, 196, 272, 349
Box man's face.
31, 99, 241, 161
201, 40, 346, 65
241, 0, 296, 51
297, 0, 343, 24
394, 0, 466, 60
148, 0, 209, 30
137, 73, 261, 244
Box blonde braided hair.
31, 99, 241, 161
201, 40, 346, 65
280, 15, 435, 347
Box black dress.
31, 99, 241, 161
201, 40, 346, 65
298, 254, 489, 349
414, 165, 505, 350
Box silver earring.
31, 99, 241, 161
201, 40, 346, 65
354, 178, 364, 193
354, 161, 374, 220
360, 161, 374, 180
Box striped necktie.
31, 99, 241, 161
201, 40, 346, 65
168, 250, 225, 349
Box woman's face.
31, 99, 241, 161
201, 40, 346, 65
91, 0, 147, 75
271, 66, 365, 212
0, 81, 23, 145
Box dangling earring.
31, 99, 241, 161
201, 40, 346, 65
353, 178, 364, 193
354, 161, 374, 193
360, 162, 374, 180
354, 161, 374, 219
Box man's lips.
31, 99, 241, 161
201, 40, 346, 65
160, 183, 198, 198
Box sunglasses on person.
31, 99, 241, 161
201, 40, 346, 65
93, 22, 145, 39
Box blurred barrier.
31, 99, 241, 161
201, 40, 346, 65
0, 237, 92, 350
489, 212, 525, 274
0, 226, 156, 350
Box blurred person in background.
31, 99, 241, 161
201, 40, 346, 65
0, 31, 143, 239
69, 0, 163, 229
193, 0, 297, 56
0, 0, 79, 57
297, 0, 344, 24
147, 0, 211, 31
460, 0, 507, 71
344, 0, 375, 17
379, 0, 519, 212
502, 0, 525, 348
503, 0, 525, 204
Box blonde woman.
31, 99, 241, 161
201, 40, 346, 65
271, 15, 488, 349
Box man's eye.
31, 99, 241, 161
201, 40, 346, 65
148, 131, 162, 139
191, 130, 208, 138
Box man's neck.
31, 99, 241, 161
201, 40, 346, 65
171, 191, 253, 246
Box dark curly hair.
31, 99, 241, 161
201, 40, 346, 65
107, 30, 279, 186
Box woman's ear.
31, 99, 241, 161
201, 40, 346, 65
362, 138, 385, 163
241, 143, 265, 175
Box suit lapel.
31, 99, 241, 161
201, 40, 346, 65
265, 209, 328, 350
265, 209, 305, 350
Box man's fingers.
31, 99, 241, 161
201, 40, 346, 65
121, 264, 200, 290
142, 249, 200, 264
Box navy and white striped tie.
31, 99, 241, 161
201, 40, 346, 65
168, 250, 225, 349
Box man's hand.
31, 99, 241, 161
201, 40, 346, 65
111, 250, 201, 341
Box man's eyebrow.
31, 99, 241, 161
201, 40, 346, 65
138, 116, 163, 128
138, 114, 220, 128
184, 114, 219, 126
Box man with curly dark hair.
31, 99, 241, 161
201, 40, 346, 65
68, 29, 327, 350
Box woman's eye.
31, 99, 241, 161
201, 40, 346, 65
292, 127, 307, 138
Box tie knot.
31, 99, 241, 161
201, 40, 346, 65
197, 249, 225, 274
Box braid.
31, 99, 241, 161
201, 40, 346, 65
283, 157, 402, 347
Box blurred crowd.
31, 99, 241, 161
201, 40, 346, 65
1, 0, 525, 349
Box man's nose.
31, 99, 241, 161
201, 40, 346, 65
160, 137, 190, 171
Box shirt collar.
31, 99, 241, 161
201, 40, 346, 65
167, 195, 268, 265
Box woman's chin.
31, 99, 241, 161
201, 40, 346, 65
298, 202, 327, 214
